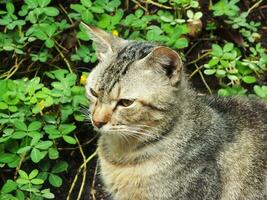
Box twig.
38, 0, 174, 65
14, 153, 27, 179
131, 0, 148, 12
140, 0, 172, 9
66, 150, 97, 200
187, 52, 211, 66
194, 64, 212, 95
247, 0, 263, 14
75, 135, 87, 200
59, 4, 74, 24
58, 135, 97, 151
54, 43, 73, 73
90, 161, 98, 200
1, 58, 25, 80
189, 65, 204, 79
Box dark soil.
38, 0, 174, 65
45, 1, 267, 200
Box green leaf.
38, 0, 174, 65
70, 4, 85, 14
63, 135, 76, 144
37, 0, 51, 7
242, 76, 256, 84
31, 178, 44, 185
48, 174, 62, 187
18, 170, 28, 179
6, 2, 15, 14
15, 121, 27, 131
35, 141, 53, 150
207, 58, 219, 67
16, 190, 25, 200
12, 131, 27, 139
8, 106, 17, 112
81, 0, 92, 7
29, 169, 39, 179
17, 146, 31, 154
44, 125, 60, 135
0, 153, 17, 163
0, 102, 8, 110
1, 180, 17, 194
254, 85, 267, 98
41, 191, 55, 199
51, 161, 68, 173
48, 148, 59, 159
204, 69, 216, 75
16, 178, 29, 185
31, 148, 42, 163
223, 43, 234, 52
174, 38, 188, 49
45, 39, 55, 48
59, 124, 76, 135
30, 135, 41, 146
212, 44, 223, 57
227, 74, 239, 81
28, 121, 42, 131
216, 69, 226, 77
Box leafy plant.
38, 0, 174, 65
0, 69, 88, 198
212, 0, 240, 17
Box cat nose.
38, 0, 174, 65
93, 120, 107, 129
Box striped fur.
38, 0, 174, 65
84, 25, 267, 200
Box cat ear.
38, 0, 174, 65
81, 22, 126, 60
144, 46, 183, 86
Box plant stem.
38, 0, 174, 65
75, 135, 87, 200
195, 64, 212, 94
66, 150, 97, 200
247, 0, 263, 14
54, 43, 73, 73
187, 51, 211, 65
141, 0, 172, 9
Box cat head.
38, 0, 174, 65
83, 23, 184, 142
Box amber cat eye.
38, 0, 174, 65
117, 99, 135, 107
90, 88, 98, 98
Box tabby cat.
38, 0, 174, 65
83, 23, 267, 200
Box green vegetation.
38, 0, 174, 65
0, 0, 266, 199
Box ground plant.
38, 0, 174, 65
0, 0, 266, 199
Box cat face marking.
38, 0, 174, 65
84, 24, 183, 133
92, 102, 112, 129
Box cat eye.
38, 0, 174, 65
90, 88, 98, 98
117, 99, 135, 107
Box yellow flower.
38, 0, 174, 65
80, 74, 87, 85
37, 100, 45, 111
112, 30, 119, 36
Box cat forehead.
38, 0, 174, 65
93, 41, 156, 92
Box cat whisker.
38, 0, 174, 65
110, 127, 160, 141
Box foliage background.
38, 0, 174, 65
0, 0, 266, 199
